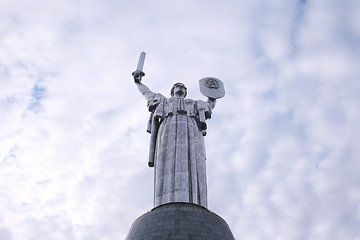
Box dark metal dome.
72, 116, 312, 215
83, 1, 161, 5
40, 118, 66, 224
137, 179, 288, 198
126, 202, 235, 240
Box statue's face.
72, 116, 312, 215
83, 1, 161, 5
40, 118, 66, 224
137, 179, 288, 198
172, 83, 187, 97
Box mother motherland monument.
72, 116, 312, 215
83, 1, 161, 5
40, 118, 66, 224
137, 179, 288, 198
125, 52, 235, 240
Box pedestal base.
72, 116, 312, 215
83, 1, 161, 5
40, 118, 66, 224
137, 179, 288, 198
125, 202, 235, 240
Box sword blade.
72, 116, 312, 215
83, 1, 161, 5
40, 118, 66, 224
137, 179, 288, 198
136, 51, 146, 71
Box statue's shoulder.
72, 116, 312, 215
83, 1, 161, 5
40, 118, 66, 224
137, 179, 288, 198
185, 98, 195, 103
152, 92, 166, 99
148, 93, 166, 111
185, 99, 197, 106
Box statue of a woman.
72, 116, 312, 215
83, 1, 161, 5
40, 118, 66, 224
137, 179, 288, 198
133, 70, 216, 208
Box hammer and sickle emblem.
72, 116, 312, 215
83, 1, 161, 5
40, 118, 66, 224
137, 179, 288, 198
205, 78, 220, 89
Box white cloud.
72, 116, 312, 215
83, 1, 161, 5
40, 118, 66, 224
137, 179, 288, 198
1, 0, 360, 239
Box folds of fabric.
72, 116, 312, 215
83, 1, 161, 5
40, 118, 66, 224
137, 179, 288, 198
154, 114, 207, 208
147, 95, 211, 208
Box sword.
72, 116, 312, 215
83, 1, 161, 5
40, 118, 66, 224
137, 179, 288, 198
132, 51, 146, 83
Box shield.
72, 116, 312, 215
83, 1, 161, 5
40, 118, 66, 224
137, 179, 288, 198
199, 77, 225, 99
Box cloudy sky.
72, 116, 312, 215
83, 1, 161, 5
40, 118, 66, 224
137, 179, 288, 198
1, 0, 360, 239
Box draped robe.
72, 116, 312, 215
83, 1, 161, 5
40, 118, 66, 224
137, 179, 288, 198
145, 93, 214, 208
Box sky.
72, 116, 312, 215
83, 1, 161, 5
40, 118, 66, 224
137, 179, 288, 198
1, 0, 360, 239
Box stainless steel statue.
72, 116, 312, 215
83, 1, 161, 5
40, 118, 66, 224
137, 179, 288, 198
132, 52, 224, 208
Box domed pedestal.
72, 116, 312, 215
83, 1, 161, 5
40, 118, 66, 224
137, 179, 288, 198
125, 202, 235, 240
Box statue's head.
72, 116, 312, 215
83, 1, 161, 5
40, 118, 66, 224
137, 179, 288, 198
171, 82, 187, 97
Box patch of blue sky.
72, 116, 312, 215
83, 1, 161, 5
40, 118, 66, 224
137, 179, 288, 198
267, 109, 307, 141
290, 0, 308, 56
0, 64, 10, 77
26, 84, 46, 113
2, 144, 18, 164
96, 109, 118, 120
262, 89, 276, 100
14, 61, 28, 70
314, 147, 331, 169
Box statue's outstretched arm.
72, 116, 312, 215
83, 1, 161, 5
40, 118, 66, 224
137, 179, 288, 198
207, 97, 216, 110
132, 70, 154, 101
136, 81, 154, 101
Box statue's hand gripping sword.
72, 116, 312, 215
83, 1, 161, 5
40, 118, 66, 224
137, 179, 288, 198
132, 51, 146, 83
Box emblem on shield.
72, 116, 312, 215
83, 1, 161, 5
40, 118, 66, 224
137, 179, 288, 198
199, 77, 225, 99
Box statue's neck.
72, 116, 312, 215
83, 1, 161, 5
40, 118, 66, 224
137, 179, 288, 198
173, 94, 185, 98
